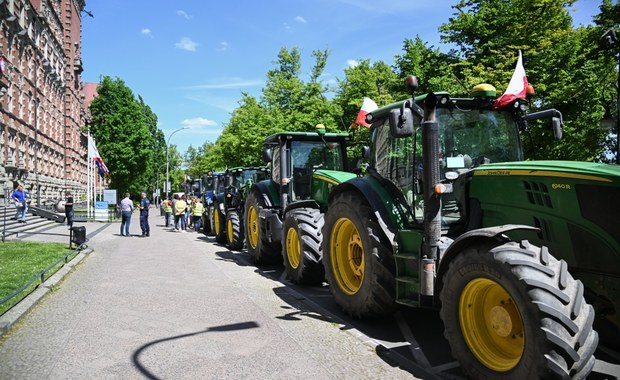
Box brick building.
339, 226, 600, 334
0, 0, 88, 207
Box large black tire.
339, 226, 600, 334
226, 210, 244, 251
213, 200, 227, 244
244, 191, 281, 265
202, 210, 211, 235
205, 205, 216, 236
439, 240, 598, 380
282, 208, 325, 285
322, 192, 396, 318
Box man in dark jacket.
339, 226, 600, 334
139, 192, 150, 237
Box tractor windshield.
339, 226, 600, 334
373, 107, 521, 226
437, 108, 522, 168
291, 141, 344, 200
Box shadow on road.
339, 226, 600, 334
132, 321, 260, 380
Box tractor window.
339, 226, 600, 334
373, 120, 420, 225
290, 141, 344, 200
291, 141, 344, 171
437, 108, 522, 168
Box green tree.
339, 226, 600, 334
88, 76, 160, 197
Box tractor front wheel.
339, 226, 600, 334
440, 240, 597, 379
322, 192, 395, 318
282, 208, 324, 285
226, 210, 244, 251
244, 191, 280, 264
213, 201, 227, 244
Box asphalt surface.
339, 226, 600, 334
0, 212, 417, 380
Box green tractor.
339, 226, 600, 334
203, 171, 226, 240
321, 77, 609, 378
223, 166, 270, 251
244, 126, 357, 284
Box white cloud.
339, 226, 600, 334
175, 37, 198, 52
177, 10, 193, 19
283, 22, 291, 30
347, 59, 359, 68
295, 16, 307, 23
140, 28, 153, 37
181, 117, 218, 129
217, 41, 229, 51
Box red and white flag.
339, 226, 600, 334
493, 51, 528, 109
88, 135, 109, 178
355, 97, 378, 127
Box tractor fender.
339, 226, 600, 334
249, 180, 279, 208
435, 224, 539, 294
328, 178, 399, 245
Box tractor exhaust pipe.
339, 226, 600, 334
421, 94, 440, 301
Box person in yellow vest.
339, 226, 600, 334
162, 196, 173, 227
174, 194, 187, 232
191, 197, 205, 232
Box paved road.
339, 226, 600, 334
0, 213, 416, 380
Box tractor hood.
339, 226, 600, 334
472, 160, 620, 184
313, 169, 357, 184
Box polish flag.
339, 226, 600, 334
355, 97, 378, 127
493, 51, 528, 109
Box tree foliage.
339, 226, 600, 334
88, 76, 161, 198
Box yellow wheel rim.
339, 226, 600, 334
227, 219, 234, 243
329, 217, 364, 295
247, 206, 259, 249
286, 227, 301, 269
214, 209, 221, 235
459, 278, 525, 372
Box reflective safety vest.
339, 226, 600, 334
164, 200, 172, 213
192, 202, 205, 216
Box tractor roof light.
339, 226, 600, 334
472, 84, 497, 99
315, 124, 326, 136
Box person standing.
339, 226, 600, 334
120, 192, 134, 237
162, 196, 173, 227
64, 191, 74, 228
191, 197, 205, 232
174, 194, 187, 232
11, 184, 29, 223
139, 192, 150, 237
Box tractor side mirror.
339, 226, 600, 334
552, 117, 563, 140
262, 147, 273, 163
389, 107, 413, 138
362, 145, 370, 160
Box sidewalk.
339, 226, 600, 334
0, 212, 414, 379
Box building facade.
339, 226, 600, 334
0, 0, 88, 207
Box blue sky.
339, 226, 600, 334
81, 0, 601, 155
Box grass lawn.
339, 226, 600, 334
0, 241, 76, 316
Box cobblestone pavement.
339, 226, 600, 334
0, 212, 416, 379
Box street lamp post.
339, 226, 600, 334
165, 127, 188, 198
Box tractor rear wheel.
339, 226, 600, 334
213, 201, 227, 244
244, 191, 280, 264
322, 192, 396, 318
282, 208, 325, 285
440, 240, 597, 380
226, 210, 244, 251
